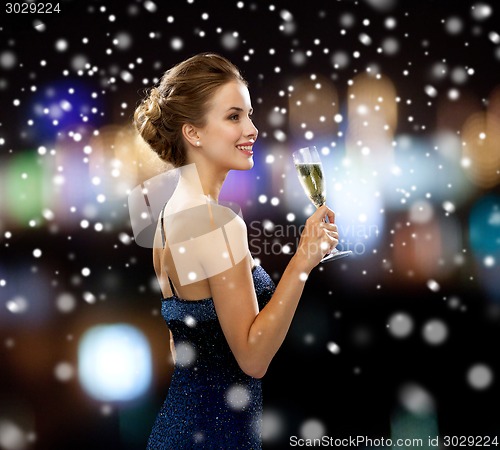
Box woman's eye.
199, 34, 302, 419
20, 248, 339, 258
229, 114, 239, 121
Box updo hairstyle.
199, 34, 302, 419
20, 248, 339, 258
134, 53, 247, 167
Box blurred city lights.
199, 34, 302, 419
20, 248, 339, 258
1, 1, 500, 447
469, 194, 500, 301
78, 323, 152, 402
3, 151, 46, 226
27, 79, 105, 141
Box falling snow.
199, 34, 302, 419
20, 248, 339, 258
1, 0, 499, 448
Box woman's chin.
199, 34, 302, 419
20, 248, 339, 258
232, 158, 254, 171
243, 158, 254, 170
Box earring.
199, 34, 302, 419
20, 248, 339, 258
196, 140, 201, 147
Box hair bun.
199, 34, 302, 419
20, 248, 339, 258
134, 87, 171, 161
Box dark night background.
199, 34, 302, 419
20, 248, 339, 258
1, 0, 499, 449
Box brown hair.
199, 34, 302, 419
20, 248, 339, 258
133, 53, 247, 167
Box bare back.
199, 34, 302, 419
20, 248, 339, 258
153, 200, 253, 301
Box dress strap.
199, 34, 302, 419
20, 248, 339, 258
159, 203, 178, 298
160, 203, 167, 249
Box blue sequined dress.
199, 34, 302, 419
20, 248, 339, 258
147, 265, 275, 449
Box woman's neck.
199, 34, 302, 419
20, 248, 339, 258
177, 163, 227, 203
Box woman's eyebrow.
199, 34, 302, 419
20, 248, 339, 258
226, 106, 253, 113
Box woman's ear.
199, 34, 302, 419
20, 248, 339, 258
182, 124, 200, 148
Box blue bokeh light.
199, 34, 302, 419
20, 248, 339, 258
469, 194, 500, 301
27, 79, 105, 141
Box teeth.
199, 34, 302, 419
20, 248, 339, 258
238, 146, 252, 151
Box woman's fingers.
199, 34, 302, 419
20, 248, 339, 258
320, 222, 338, 239
296, 205, 340, 268
320, 222, 337, 231
314, 204, 335, 223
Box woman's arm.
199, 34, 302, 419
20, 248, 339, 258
208, 204, 338, 378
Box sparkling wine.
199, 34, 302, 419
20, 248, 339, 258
294, 162, 326, 208
292, 145, 353, 263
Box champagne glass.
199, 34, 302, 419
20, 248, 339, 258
293, 146, 352, 263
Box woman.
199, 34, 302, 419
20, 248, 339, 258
134, 52, 339, 449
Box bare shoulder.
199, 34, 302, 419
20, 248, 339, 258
164, 201, 247, 243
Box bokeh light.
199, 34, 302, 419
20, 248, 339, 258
298, 418, 326, 440
466, 363, 494, 390
3, 151, 46, 226
262, 408, 286, 444
421, 318, 448, 345
78, 324, 152, 402
469, 194, 500, 301
387, 312, 414, 338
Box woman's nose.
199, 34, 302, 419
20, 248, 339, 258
246, 120, 258, 140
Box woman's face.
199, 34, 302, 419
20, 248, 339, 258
197, 80, 258, 171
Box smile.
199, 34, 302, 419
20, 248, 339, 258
237, 145, 254, 156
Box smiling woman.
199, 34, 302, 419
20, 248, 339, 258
133, 52, 341, 449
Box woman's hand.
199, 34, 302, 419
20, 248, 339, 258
292, 204, 339, 273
